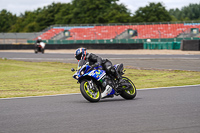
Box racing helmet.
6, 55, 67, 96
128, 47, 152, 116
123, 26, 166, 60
38, 37, 42, 41
75, 48, 87, 60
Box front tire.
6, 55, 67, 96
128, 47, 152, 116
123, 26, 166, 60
34, 49, 38, 54
80, 80, 101, 102
120, 77, 136, 100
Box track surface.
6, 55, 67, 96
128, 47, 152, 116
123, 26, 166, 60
1, 51, 200, 133
1, 52, 200, 71
0, 85, 200, 133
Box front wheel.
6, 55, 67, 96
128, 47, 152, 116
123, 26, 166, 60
120, 77, 136, 100
34, 48, 38, 54
80, 80, 101, 102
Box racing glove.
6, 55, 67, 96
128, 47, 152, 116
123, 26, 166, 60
91, 63, 99, 68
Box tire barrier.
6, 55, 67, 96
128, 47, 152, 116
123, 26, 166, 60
0, 43, 143, 50
0, 44, 34, 50
181, 40, 200, 51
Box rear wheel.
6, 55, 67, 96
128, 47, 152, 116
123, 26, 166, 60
41, 49, 45, 54
120, 77, 136, 100
80, 80, 101, 102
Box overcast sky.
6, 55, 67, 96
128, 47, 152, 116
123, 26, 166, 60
0, 0, 200, 16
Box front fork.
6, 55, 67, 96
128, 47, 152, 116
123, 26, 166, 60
88, 80, 98, 92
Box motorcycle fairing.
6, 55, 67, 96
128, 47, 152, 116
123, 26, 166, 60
108, 88, 115, 95
85, 69, 106, 81
73, 64, 106, 82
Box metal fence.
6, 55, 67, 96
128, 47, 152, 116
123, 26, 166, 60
0, 32, 43, 44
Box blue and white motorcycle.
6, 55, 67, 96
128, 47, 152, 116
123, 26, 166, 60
71, 60, 136, 102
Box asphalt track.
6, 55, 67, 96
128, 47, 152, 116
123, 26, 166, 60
1, 52, 200, 71
0, 52, 200, 133
0, 85, 200, 133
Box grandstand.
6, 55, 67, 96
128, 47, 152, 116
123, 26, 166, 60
35, 28, 64, 40
1, 22, 200, 45
32, 22, 200, 42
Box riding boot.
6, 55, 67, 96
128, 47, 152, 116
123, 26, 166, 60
101, 85, 113, 98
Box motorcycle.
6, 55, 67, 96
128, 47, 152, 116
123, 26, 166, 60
34, 42, 46, 54
71, 60, 136, 102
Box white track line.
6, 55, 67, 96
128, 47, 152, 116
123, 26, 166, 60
139, 84, 200, 90
8, 58, 74, 60
1, 84, 200, 100
0, 93, 81, 100
8, 57, 200, 60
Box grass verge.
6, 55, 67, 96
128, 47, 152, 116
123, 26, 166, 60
0, 59, 200, 98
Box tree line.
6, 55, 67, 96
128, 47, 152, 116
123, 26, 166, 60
0, 0, 200, 32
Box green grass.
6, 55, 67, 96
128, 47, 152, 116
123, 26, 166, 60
0, 59, 200, 98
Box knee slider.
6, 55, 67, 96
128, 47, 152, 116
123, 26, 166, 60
110, 67, 116, 74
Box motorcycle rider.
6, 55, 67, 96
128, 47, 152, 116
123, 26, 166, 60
35, 37, 42, 48
36, 37, 42, 43
75, 48, 121, 98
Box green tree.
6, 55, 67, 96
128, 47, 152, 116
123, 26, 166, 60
104, 3, 131, 23
10, 2, 65, 32
23, 22, 40, 32
55, 3, 73, 24
0, 9, 17, 32
36, 2, 64, 30
69, 0, 131, 24
11, 11, 38, 32
169, 3, 200, 21
132, 2, 172, 22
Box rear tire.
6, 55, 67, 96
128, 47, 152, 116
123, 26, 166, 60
120, 77, 136, 100
41, 49, 45, 54
80, 80, 101, 102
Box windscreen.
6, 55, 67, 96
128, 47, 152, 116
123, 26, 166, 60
77, 60, 86, 70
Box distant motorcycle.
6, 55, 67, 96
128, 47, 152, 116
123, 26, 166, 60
34, 42, 46, 54
71, 60, 136, 102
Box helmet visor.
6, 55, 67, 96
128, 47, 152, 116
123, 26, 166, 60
75, 53, 82, 60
